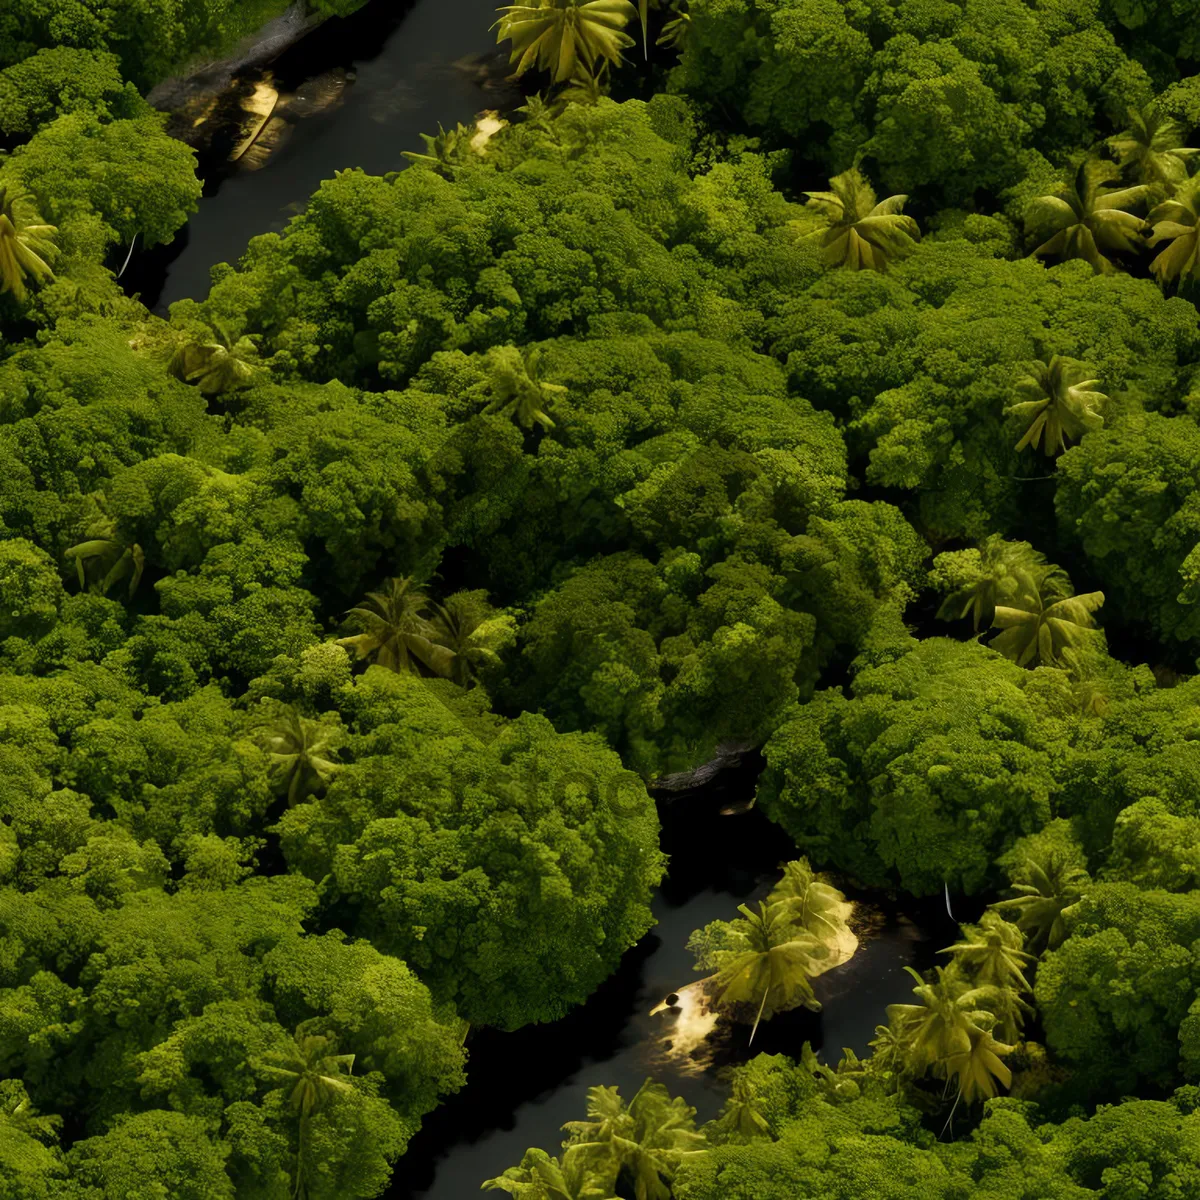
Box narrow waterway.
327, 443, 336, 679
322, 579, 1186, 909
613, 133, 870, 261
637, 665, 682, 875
388, 758, 956, 1199
126, 9, 965, 1191
126, 0, 516, 312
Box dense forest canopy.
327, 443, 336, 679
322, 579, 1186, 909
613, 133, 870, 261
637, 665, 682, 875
5, 0, 1200, 1196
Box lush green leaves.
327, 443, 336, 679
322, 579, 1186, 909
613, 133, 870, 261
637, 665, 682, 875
1024, 159, 1151, 275
759, 639, 1067, 893
795, 168, 920, 273
495, 0, 638, 84
0, 49, 147, 138
2, 2, 1200, 1191
1004, 356, 1107, 457
277, 669, 665, 1028
0, 185, 56, 303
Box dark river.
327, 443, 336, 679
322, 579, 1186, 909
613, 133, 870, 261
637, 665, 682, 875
387, 757, 955, 1199
127, 0, 515, 312
130, 6, 958, 1191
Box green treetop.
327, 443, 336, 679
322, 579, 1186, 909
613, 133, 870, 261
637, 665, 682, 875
795, 168, 921, 273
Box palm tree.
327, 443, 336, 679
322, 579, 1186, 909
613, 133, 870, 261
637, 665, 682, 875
493, 0, 637, 84
654, 0, 689, 49
168, 319, 259, 396
940, 913, 1033, 1041
991, 855, 1089, 954
563, 1080, 705, 1200
618, 1081, 706, 1200
707, 1075, 769, 1141
868, 1021, 907, 1074
631, 0, 688, 56
428, 590, 517, 687
483, 1146, 613, 1199
1144, 175, 1200, 288
258, 1030, 356, 1199
560, 1085, 634, 1189
515, 92, 562, 138
255, 706, 343, 807
1024, 157, 1150, 274
796, 167, 921, 272
557, 61, 610, 106
943, 1022, 1016, 1108
0, 184, 57, 302
766, 858, 847, 946
691, 902, 828, 1042
887, 966, 1015, 1107
65, 510, 145, 601
1004, 355, 1107, 457
800, 1042, 867, 1101
989, 588, 1105, 670
941, 913, 1033, 993
482, 344, 567, 430
888, 967, 979, 1077
402, 122, 470, 175
336, 576, 456, 677
936, 536, 1070, 632
1107, 102, 1199, 191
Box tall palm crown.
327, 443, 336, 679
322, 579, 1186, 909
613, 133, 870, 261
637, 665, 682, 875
992, 855, 1089, 954
708, 1075, 770, 1141
0, 184, 57, 302
797, 167, 921, 272
868, 1021, 907, 1074
256, 707, 343, 807
336, 576, 456, 677
558, 60, 611, 107
941, 913, 1033, 1041
561, 1085, 634, 1167
1004, 355, 1107, 457
65, 510, 145, 601
801, 1042, 868, 1102
259, 1031, 356, 1200
494, 0, 637, 84
695, 901, 828, 1042
483, 344, 567, 430
989, 587, 1105, 670
261, 1033, 355, 1118
1144, 174, 1200, 288
1107, 102, 1200, 190
402, 122, 470, 175
562, 1080, 705, 1200
886, 966, 1015, 1106
514, 92, 561, 136
943, 1021, 1015, 1108
1024, 158, 1150, 274
766, 858, 847, 945
482, 1146, 606, 1198
429, 591, 516, 687
936, 536, 1070, 632
941, 912, 1033, 993
888, 967, 985, 1077
168, 319, 259, 396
